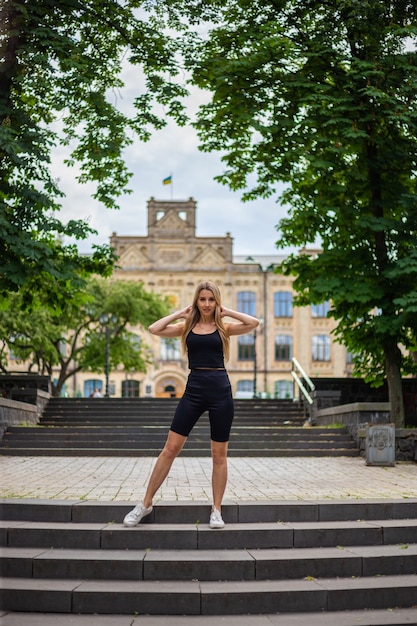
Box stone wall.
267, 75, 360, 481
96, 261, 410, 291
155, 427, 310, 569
310, 378, 417, 427
316, 402, 417, 462
0, 398, 37, 435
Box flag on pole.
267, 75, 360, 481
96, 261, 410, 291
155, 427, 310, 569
162, 175, 172, 185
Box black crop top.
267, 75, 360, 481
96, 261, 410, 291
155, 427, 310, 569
186, 329, 225, 369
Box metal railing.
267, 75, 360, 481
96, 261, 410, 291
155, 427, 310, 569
291, 357, 315, 405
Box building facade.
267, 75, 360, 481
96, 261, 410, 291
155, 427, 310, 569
84, 197, 352, 399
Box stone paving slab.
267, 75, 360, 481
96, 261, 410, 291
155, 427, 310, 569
1, 456, 417, 502
2, 610, 417, 626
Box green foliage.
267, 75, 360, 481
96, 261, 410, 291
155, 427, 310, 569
0, 278, 170, 396
0, 0, 187, 301
156, 0, 417, 424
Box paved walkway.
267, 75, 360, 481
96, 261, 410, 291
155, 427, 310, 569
2, 608, 417, 626
1, 456, 417, 502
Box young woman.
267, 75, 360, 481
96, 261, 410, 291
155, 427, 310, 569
123, 280, 259, 529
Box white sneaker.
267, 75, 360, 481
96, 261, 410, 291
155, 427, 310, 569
209, 507, 225, 529
123, 502, 153, 527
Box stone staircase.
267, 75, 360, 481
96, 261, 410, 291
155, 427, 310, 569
0, 499, 416, 619
0, 397, 359, 457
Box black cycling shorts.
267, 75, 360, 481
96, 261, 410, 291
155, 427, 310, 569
170, 369, 234, 442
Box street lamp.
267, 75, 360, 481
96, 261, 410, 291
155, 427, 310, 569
253, 328, 258, 399
99, 313, 118, 398
253, 317, 264, 398
246, 257, 273, 396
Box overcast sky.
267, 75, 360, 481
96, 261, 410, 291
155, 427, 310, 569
53, 62, 292, 258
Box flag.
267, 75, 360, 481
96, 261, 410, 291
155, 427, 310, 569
162, 175, 172, 185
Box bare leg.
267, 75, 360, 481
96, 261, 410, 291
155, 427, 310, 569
211, 440, 229, 511
142, 430, 187, 508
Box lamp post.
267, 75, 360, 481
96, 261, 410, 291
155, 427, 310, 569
253, 328, 258, 398
99, 313, 117, 398
252, 317, 264, 398
245, 257, 273, 397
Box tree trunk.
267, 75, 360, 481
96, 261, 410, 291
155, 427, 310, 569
384, 341, 405, 428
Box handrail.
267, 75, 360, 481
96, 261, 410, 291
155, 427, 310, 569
291, 371, 313, 405
292, 357, 315, 391
291, 357, 315, 405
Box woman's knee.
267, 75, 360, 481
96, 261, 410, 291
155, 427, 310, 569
211, 441, 228, 464
162, 431, 186, 459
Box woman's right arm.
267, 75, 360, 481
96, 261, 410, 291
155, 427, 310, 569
148, 305, 192, 337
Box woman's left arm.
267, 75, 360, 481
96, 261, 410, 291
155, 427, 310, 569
221, 307, 260, 336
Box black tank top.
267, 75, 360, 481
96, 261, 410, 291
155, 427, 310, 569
186, 329, 225, 369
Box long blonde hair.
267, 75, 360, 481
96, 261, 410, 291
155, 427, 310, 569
181, 281, 230, 362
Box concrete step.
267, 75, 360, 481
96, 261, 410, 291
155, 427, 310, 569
1, 574, 417, 614
3, 499, 416, 523
40, 399, 307, 429
3, 422, 351, 434
0, 507, 417, 550
42, 398, 305, 412
0, 446, 360, 457
2, 544, 417, 581
2, 519, 417, 550
1, 433, 356, 447
3, 435, 356, 448
44, 398, 300, 407
7, 420, 350, 432
1, 419, 357, 456
38, 416, 306, 425
1, 500, 416, 617
2, 608, 417, 626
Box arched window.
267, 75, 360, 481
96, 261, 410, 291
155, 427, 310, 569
275, 335, 293, 361
237, 291, 256, 316
274, 292, 293, 317
312, 335, 331, 361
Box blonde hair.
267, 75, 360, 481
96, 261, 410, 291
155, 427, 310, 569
181, 281, 230, 361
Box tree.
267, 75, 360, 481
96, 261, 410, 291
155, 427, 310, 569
0, 278, 170, 396
0, 0, 186, 303
159, 0, 417, 427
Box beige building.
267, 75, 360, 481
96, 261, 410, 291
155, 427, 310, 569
75, 196, 351, 399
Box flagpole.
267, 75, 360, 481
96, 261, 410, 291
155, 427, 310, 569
170, 172, 173, 200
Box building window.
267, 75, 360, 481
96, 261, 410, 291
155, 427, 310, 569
160, 338, 181, 361
122, 380, 140, 397
238, 334, 255, 360
236, 379, 254, 398
311, 301, 331, 318
346, 350, 354, 365
274, 380, 294, 399
274, 291, 293, 317
237, 380, 254, 394
84, 379, 103, 398
275, 335, 293, 361
312, 335, 331, 361
237, 291, 256, 316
